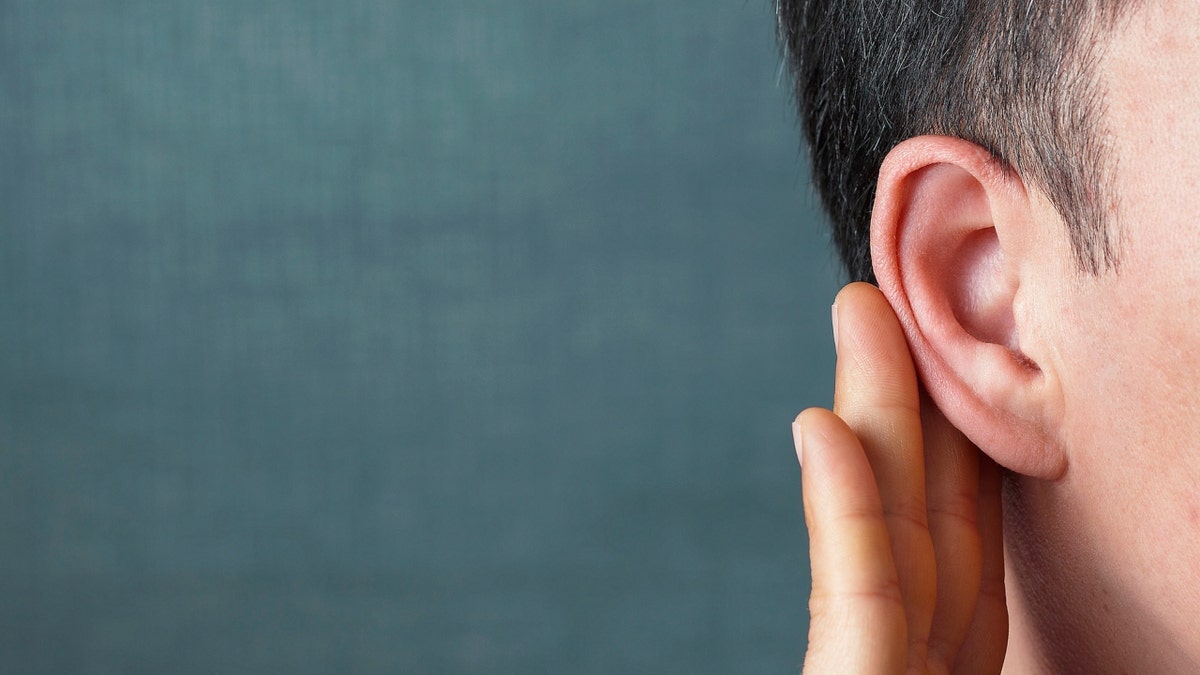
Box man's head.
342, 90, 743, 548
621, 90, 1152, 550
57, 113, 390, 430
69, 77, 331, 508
779, 0, 1134, 280
784, 1, 1200, 670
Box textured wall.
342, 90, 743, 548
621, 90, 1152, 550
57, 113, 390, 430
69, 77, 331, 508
0, 1, 840, 672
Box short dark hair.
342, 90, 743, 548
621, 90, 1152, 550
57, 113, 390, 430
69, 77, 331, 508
778, 1, 1135, 281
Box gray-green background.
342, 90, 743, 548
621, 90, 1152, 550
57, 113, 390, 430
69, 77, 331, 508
0, 1, 840, 672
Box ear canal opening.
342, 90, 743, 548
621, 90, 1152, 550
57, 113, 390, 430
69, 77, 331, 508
1012, 349, 1041, 373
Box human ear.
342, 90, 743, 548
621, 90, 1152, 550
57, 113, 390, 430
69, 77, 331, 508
870, 136, 1065, 479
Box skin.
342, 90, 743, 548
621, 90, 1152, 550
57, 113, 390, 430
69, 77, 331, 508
796, 281, 1003, 667
795, 284, 1006, 674
794, 3, 1200, 672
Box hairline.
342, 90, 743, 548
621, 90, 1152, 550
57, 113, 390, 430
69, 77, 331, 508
777, 1, 1140, 281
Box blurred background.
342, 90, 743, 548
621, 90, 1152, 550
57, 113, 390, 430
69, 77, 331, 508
0, 0, 841, 672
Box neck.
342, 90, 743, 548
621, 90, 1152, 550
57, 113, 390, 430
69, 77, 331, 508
999, 474, 1185, 673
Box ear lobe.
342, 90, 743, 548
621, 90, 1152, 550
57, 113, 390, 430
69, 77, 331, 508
871, 136, 1066, 480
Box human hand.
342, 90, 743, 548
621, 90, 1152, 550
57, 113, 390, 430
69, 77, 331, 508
792, 283, 1008, 674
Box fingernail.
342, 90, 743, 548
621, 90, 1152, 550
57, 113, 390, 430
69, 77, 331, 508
831, 303, 840, 355
791, 420, 804, 468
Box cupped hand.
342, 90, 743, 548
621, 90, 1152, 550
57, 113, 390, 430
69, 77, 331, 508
793, 283, 1008, 674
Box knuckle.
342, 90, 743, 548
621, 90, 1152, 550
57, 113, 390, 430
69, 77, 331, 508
926, 493, 979, 533
810, 579, 905, 611
882, 495, 929, 532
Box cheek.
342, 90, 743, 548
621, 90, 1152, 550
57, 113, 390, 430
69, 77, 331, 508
1054, 246, 1200, 498
1054, 273, 1173, 461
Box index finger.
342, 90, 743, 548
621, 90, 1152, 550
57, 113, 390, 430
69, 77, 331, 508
831, 282, 937, 669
